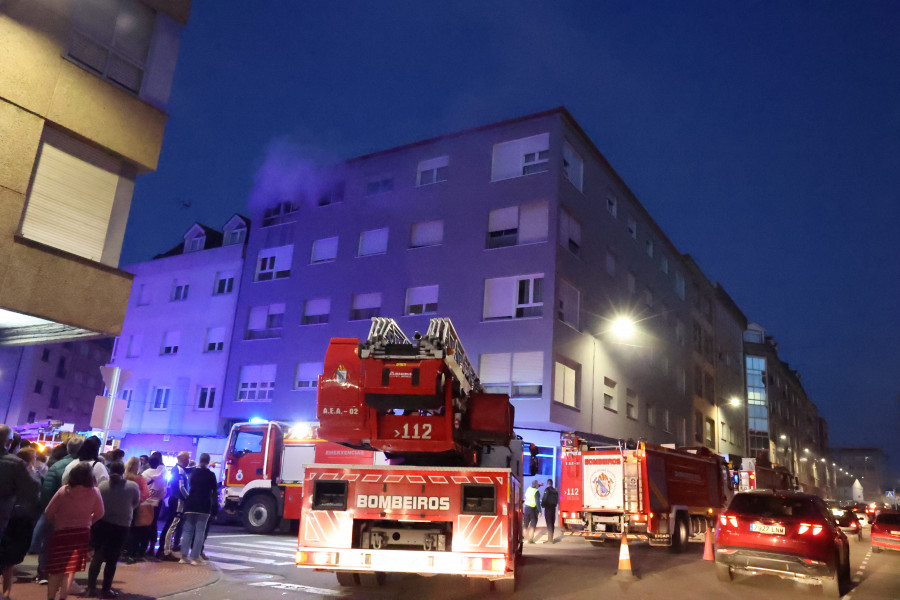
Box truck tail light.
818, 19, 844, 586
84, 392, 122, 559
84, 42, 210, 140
297, 551, 338, 565
466, 557, 505, 572
798, 523, 823, 536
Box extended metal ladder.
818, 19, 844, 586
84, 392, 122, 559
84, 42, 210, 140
623, 447, 643, 514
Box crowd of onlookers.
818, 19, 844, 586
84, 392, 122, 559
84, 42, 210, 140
0, 424, 220, 600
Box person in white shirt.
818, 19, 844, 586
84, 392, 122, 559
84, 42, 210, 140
61, 436, 109, 487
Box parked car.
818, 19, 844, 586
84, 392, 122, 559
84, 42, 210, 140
871, 510, 900, 552
715, 490, 850, 598
830, 507, 863, 541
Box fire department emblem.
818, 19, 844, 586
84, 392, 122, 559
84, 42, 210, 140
335, 365, 347, 384
235, 469, 244, 482
591, 470, 616, 499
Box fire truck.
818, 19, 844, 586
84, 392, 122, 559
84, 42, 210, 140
734, 457, 796, 492
223, 420, 376, 533
559, 433, 733, 551
295, 318, 526, 592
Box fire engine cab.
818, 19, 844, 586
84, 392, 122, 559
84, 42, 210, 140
295, 318, 526, 592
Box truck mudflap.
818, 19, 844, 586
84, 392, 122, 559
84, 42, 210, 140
296, 547, 513, 579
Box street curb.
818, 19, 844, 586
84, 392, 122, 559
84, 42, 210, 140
157, 567, 222, 598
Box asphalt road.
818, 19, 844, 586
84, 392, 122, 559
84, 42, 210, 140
166, 524, 899, 600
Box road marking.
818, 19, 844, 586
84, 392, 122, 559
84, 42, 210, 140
206, 543, 295, 558
248, 581, 344, 596
210, 561, 251, 571
203, 551, 295, 566
229, 540, 298, 549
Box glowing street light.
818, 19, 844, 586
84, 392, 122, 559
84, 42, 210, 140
611, 316, 635, 339
729, 397, 741, 407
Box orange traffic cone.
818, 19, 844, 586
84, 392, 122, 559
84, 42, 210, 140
615, 529, 637, 579
703, 525, 714, 561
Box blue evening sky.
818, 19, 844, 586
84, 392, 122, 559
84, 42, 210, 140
121, 2, 900, 476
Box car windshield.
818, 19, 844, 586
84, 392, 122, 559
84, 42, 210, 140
875, 513, 900, 525
728, 494, 820, 518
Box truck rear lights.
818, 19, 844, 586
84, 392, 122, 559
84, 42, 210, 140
297, 551, 338, 565
312, 480, 349, 511
719, 515, 738, 528
797, 523, 823, 535
461, 484, 496, 515
466, 557, 505, 572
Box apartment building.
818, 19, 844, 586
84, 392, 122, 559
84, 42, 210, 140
0, 0, 191, 346
744, 323, 830, 495
220, 107, 749, 476
108, 216, 248, 458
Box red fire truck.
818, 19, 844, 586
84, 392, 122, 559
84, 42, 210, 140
735, 457, 796, 492
559, 433, 733, 551
295, 318, 526, 592
223, 420, 376, 533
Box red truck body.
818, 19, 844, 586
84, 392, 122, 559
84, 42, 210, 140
560, 437, 733, 549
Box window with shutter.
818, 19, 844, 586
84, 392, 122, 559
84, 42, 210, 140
557, 280, 580, 329
483, 274, 544, 320
237, 364, 276, 401
512, 351, 543, 398
205, 327, 225, 352
214, 271, 235, 295
161, 331, 180, 355
562, 142, 583, 191
558, 208, 581, 255
246, 304, 284, 340
410, 220, 444, 248
553, 361, 578, 407
405, 285, 439, 315
491, 133, 550, 181
302, 298, 330, 325
417, 156, 449, 186
311, 237, 339, 263
256, 245, 293, 280
294, 362, 324, 390
358, 228, 389, 256
350, 292, 382, 321
479, 353, 512, 395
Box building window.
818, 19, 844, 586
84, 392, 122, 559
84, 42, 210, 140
49, 385, 60, 409
310, 237, 338, 264
604, 377, 617, 412
256, 245, 293, 280
161, 331, 180, 355
151, 387, 170, 410
224, 225, 246, 245
674, 272, 686, 300
553, 361, 578, 408
479, 352, 543, 398
293, 362, 324, 390
627, 217, 637, 239
646, 239, 655, 258
405, 285, 439, 315
558, 208, 581, 255
410, 220, 444, 248
365, 178, 394, 196
647, 404, 656, 427
705, 417, 715, 448
350, 292, 382, 321
605, 251, 616, 277
237, 364, 276, 401
214, 272, 235, 295
626, 389, 638, 420
205, 326, 225, 353
358, 228, 389, 257
67, 0, 156, 94
262, 201, 299, 227
302, 298, 330, 325
721, 421, 727, 442
33, 380, 44, 394
491, 133, 550, 181
185, 235, 205, 253
606, 194, 618, 217
119, 389, 133, 410
246, 303, 285, 340
41, 349, 51, 362
660, 255, 669, 274
318, 181, 345, 206
136, 284, 151, 306
417, 156, 449, 186
675, 319, 686, 346
56, 357, 67, 379
486, 202, 548, 248
20, 130, 130, 264
557, 279, 580, 330
197, 387, 216, 410
126, 334, 142, 358
663, 408, 671, 433
562, 142, 583, 191
171, 281, 189, 301
483, 274, 544, 320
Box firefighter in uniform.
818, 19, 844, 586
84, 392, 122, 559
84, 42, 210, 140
523, 480, 541, 543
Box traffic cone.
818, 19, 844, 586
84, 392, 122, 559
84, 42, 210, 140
703, 525, 714, 561
615, 529, 637, 579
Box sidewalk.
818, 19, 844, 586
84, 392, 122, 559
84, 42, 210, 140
7, 554, 220, 600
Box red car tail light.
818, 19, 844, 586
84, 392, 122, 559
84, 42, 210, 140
718, 515, 738, 528
849, 522, 858, 529
797, 522, 823, 536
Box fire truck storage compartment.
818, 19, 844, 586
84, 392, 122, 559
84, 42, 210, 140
280, 445, 315, 484
461, 484, 496, 515
312, 480, 349, 511
356, 520, 452, 552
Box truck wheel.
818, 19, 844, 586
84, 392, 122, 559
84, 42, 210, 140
242, 494, 280, 534
670, 516, 689, 553
336, 572, 359, 587
359, 572, 386, 587
715, 563, 734, 583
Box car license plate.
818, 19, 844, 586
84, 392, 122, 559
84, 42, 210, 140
750, 523, 785, 535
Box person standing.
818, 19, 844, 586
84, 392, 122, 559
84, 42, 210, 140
87, 461, 139, 598
61, 437, 109, 487
179, 454, 217, 565
541, 478, 559, 543
141, 453, 166, 559
523, 480, 541, 543
123, 457, 152, 563
0, 447, 42, 600
44, 462, 105, 600
0, 425, 37, 543
31, 438, 83, 584
157, 452, 189, 561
